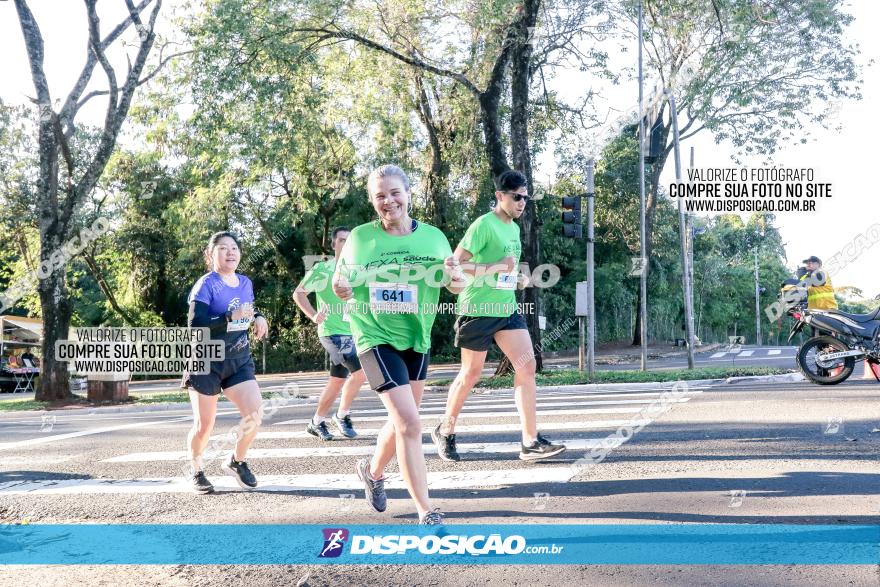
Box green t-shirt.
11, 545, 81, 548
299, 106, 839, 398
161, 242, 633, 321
337, 220, 453, 354
301, 259, 351, 337
456, 212, 522, 317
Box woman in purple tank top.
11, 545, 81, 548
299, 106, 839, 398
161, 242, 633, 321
183, 231, 269, 494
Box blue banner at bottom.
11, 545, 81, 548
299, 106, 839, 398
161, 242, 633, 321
0, 524, 877, 565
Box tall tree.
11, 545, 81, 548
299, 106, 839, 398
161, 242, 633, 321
616, 0, 860, 345
10, 0, 165, 400
200, 0, 607, 369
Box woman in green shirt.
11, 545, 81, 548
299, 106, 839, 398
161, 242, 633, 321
333, 164, 464, 525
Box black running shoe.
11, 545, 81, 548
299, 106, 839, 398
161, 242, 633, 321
355, 458, 387, 512
419, 508, 444, 525
431, 422, 460, 462
307, 420, 334, 442
222, 455, 258, 488
191, 471, 214, 494
519, 435, 567, 461
332, 414, 358, 439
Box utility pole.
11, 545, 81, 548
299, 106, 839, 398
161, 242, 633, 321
637, 0, 648, 371
586, 160, 596, 377
666, 89, 696, 368
689, 148, 695, 283
754, 250, 762, 346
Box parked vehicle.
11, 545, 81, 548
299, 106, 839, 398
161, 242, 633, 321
781, 279, 880, 385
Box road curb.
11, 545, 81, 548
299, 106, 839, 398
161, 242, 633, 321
725, 372, 805, 385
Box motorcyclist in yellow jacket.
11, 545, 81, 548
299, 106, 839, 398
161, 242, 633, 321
799, 255, 838, 310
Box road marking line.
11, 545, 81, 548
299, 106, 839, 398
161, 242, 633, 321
709, 352, 727, 358
0, 467, 575, 495
275, 397, 694, 422
767, 350, 782, 355
738, 350, 754, 357
0, 415, 193, 452
212, 419, 655, 441
104, 438, 607, 462
417, 390, 699, 405
272, 404, 691, 427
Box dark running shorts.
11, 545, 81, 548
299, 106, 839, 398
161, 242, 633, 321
319, 334, 362, 378
185, 353, 256, 396
358, 345, 430, 393
454, 311, 528, 351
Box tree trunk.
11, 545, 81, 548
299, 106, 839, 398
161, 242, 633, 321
15, 0, 162, 401
413, 74, 450, 228
36, 271, 73, 401
503, 0, 543, 373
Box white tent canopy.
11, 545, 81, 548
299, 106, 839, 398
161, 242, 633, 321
0, 315, 43, 350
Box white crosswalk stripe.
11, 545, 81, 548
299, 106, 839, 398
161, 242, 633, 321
213, 419, 654, 441
738, 350, 754, 357
273, 397, 692, 425
273, 406, 661, 427
0, 467, 577, 495
0, 387, 700, 496
103, 438, 612, 462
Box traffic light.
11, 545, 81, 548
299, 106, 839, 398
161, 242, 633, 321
561, 196, 582, 239
642, 111, 665, 164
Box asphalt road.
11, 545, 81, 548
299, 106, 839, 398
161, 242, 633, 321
1, 351, 878, 585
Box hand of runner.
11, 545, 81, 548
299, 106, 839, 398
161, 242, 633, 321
253, 315, 269, 340
333, 276, 353, 301
500, 256, 517, 273
312, 307, 328, 325
231, 304, 254, 321
444, 256, 465, 283
517, 272, 529, 290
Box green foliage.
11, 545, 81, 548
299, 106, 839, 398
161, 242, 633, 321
0, 1, 864, 375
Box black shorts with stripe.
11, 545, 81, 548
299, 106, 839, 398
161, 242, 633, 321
184, 353, 256, 396
358, 345, 430, 393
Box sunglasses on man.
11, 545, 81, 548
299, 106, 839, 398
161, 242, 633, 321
503, 191, 531, 202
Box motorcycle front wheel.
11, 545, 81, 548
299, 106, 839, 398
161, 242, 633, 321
797, 335, 855, 385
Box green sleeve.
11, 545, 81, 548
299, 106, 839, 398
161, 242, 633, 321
337, 237, 356, 279
300, 267, 318, 293
440, 232, 453, 259
458, 216, 487, 257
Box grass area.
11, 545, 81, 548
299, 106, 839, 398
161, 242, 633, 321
428, 366, 793, 389
0, 396, 91, 412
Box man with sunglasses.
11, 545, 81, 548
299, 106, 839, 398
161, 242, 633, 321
432, 170, 566, 462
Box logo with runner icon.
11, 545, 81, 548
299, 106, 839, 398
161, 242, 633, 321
319, 528, 349, 558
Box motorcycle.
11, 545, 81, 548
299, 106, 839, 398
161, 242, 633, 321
780, 278, 880, 385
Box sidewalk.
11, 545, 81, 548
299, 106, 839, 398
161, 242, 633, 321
541, 341, 723, 366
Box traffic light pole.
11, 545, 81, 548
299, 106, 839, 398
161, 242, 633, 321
586, 160, 595, 377
666, 89, 696, 369
754, 250, 762, 346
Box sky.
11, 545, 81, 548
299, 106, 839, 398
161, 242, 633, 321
1, 1, 878, 298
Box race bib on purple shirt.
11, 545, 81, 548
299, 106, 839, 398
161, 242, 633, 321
188, 272, 255, 356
